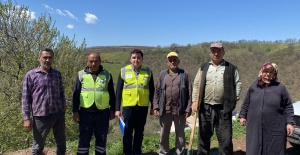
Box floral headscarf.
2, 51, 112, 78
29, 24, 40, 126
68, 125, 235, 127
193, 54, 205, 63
257, 62, 278, 87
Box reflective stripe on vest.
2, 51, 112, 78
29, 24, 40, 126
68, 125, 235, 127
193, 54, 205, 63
121, 65, 150, 107
78, 70, 110, 109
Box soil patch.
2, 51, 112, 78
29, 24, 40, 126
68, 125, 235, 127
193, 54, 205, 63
2, 147, 73, 155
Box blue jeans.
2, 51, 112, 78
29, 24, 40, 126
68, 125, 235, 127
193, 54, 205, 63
77, 109, 109, 155
122, 106, 148, 155
32, 112, 66, 155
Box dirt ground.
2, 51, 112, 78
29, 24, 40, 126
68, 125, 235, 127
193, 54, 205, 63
2, 138, 299, 155
1, 148, 72, 155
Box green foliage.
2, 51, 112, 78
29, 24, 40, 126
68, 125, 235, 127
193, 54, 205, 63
232, 119, 246, 138
106, 139, 123, 155
0, 0, 86, 153
142, 136, 160, 153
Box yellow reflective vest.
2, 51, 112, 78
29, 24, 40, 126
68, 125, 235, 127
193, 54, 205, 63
78, 69, 110, 109
121, 65, 151, 107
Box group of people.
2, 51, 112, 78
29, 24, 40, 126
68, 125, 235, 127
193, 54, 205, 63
21, 43, 296, 155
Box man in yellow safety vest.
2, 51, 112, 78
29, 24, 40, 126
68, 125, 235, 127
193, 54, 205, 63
72, 52, 116, 155
115, 49, 154, 155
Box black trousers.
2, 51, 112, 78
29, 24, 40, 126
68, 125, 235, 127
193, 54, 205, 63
197, 104, 233, 155
32, 112, 66, 155
122, 106, 148, 155
77, 109, 109, 155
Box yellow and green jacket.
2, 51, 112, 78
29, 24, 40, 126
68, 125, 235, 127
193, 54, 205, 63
120, 65, 152, 107
78, 69, 110, 109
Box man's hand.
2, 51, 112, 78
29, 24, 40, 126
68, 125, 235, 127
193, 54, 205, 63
287, 124, 295, 136
240, 118, 246, 126
192, 102, 198, 113
115, 111, 121, 119
23, 120, 32, 132
153, 110, 159, 117
150, 109, 154, 115
109, 111, 115, 120
185, 112, 190, 118
73, 112, 80, 123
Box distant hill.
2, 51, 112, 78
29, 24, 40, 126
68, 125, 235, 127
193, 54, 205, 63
86, 46, 156, 53
86, 42, 300, 111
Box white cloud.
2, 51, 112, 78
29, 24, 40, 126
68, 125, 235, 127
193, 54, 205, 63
8, 5, 36, 20
42, 4, 54, 13
64, 10, 78, 20
20, 9, 36, 20
28, 11, 36, 20
84, 13, 98, 24
42, 4, 78, 20
66, 24, 74, 29
3, 5, 35, 21
56, 9, 66, 16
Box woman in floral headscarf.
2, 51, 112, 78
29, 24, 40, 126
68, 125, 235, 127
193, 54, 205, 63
239, 62, 295, 155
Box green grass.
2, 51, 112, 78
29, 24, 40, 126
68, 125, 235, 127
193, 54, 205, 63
102, 63, 123, 84
101, 52, 129, 62
100, 52, 130, 84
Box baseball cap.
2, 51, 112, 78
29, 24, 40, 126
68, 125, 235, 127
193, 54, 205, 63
210, 42, 223, 48
167, 52, 178, 58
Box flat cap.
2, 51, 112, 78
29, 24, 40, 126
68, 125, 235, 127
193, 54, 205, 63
210, 42, 223, 48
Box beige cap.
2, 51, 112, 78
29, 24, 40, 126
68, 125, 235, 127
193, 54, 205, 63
167, 52, 178, 58
210, 42, 223, 48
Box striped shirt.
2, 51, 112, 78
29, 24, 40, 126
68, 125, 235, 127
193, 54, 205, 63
22, 66, 66, 120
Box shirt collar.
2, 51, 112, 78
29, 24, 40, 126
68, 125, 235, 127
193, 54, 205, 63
167, 68, 180, 74
209, 59, 225, 66
34, 66, 52, 73
131, 64, 142, 73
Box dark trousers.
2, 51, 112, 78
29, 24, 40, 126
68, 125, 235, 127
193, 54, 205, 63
197, 104, 233, 155
122, 106, 148, 155
32, 112, 66, 155
77, 109, 109, 155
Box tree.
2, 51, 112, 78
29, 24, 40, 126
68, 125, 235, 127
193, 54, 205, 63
170, 43, 180, 52
0, 0, 86, 152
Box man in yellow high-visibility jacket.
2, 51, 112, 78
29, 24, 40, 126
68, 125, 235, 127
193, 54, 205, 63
115, 49, 154, 155
72, 52, 116, 155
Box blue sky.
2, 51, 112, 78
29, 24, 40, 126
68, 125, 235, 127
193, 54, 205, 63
6, 0, 300, 47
